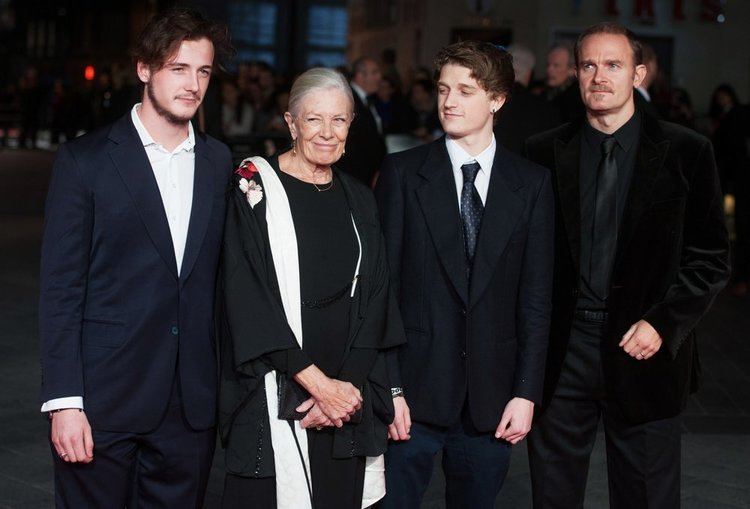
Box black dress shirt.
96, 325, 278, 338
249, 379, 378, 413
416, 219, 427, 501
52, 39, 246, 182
577, 110, 641, 310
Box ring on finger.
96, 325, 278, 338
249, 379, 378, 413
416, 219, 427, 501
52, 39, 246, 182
638, 351, 645, 358
60, 452, 68, 459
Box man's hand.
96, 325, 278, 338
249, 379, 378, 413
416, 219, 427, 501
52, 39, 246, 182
388, 396, 411, 441
50, 409, 94, 463
495, 397, 534, 445
297, 398, 334, 429
619, 320, 663, 361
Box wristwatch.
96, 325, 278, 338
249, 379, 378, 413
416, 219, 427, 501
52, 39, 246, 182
390, 387, 404, 398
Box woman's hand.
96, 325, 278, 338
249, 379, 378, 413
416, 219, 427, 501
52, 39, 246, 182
295, 365, 363, 427
296, 398, 334, 429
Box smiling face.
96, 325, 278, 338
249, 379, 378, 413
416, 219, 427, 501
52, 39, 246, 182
436, 63, 503, 140
285, 88, 352, 167
576, 33, 646, 117
137, 37, 214, 125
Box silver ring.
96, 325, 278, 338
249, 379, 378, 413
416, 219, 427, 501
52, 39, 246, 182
638, 352, 644, 358
60, 452, 68, 458
316, 426, 322, 431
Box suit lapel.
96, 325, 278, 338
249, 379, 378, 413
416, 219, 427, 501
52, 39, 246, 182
469, 146, 524, 306
554, 127, 583, 275
108, 115, 178, 279
180, 136, 215, 284
415, 139, 469, 306
614, 116, 669, 270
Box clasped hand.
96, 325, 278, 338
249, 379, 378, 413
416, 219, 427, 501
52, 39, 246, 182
296, 376, 362, 429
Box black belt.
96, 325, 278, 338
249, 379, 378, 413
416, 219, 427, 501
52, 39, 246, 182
574, 309, 609, 323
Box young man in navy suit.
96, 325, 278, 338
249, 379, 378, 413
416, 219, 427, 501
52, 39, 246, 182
39, 9, 233, 507
375, 41, 554, 508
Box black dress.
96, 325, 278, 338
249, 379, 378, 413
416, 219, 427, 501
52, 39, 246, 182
223, 155, 366, 509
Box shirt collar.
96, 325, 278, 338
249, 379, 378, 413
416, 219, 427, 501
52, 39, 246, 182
351, 82, 368, 103
445, 134, 496, 175
131, 103, 195, 153
584, 109, 641, 154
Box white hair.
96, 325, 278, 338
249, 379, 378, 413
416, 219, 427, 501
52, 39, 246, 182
508, 44, 535, 78
288, 67, 354, 117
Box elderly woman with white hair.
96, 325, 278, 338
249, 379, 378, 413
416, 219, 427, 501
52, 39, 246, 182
217, 67, 405, 509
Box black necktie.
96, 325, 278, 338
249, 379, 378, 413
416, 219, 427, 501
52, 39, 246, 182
590, 136, 618, 299
460, 161, 484, 282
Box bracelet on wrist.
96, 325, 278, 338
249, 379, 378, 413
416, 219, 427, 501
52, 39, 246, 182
391, 387, 404, 398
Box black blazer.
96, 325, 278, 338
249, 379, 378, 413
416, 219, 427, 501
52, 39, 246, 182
39, 112, 232, 432
218, 164, 405, 477
337, 88, 387, 185
524, 113, 730, 423
375, 137, 555, 431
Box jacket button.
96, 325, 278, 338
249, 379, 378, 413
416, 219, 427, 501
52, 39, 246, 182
460, 350, 467, 359
460, 308, 467, 317
171, 326, 179, 336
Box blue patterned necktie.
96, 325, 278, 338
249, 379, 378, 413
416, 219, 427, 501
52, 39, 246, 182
460, 161, 484, 282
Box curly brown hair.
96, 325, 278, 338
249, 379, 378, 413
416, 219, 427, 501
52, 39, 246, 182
433, 41, 514, 100
131, 7, 234, 72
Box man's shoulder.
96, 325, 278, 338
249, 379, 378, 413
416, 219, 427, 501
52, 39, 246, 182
654, 118, 710, 148
61, 123, 116, 158
384, 139, 435, 170
525, 122, 576, 150
498, 145, 551, 187
199, 132, 232, 161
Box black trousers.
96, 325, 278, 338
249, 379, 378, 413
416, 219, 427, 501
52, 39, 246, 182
51, 378, 216, 508
528, 318, 681, 509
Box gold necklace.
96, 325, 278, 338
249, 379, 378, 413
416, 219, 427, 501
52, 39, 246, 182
313, 178, 334, 192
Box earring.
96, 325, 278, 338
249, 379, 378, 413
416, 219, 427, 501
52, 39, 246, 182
292, 138, 297, 156
491, 108, 497, 114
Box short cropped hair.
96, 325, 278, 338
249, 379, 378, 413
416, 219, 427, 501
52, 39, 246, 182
288, 67, 354, 117
132, 8, 234, 71
434, 40, 514, 100
574, 22, 642, 68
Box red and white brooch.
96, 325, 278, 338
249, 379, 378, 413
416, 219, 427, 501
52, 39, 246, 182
235, 160, 263, 208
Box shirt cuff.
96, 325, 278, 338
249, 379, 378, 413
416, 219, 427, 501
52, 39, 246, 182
41, 397, 84, 413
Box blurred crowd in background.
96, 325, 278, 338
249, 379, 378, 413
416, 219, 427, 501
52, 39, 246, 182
1, 42, 748, 297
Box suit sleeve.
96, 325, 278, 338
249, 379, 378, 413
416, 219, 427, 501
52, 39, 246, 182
374, 155, 406, 389
38, 143, 92, 403
513, 168, 554, 404
642, 139, 731, 358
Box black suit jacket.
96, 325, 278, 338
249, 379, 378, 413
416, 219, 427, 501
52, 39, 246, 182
375, 137, 554, 431
525, 113, 730, 423
39, 112, 232, 432
337, 88, 387, 185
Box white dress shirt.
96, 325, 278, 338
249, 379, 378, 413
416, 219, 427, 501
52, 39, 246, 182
41, 104, 196, 413
446, 134, 496, 208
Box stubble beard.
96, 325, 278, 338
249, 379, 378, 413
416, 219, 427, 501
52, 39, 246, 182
146, 84, 198, 126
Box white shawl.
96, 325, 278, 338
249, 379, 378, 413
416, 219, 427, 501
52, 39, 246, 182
246, 156, 385, 509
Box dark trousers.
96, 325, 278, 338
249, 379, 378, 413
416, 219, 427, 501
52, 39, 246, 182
528, 318, 681, 509
380, 406, 512, 509
51, 379, 215, 508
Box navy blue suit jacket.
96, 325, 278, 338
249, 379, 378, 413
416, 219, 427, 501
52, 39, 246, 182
39, 112, 231, 432
375, 137, 555, 431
